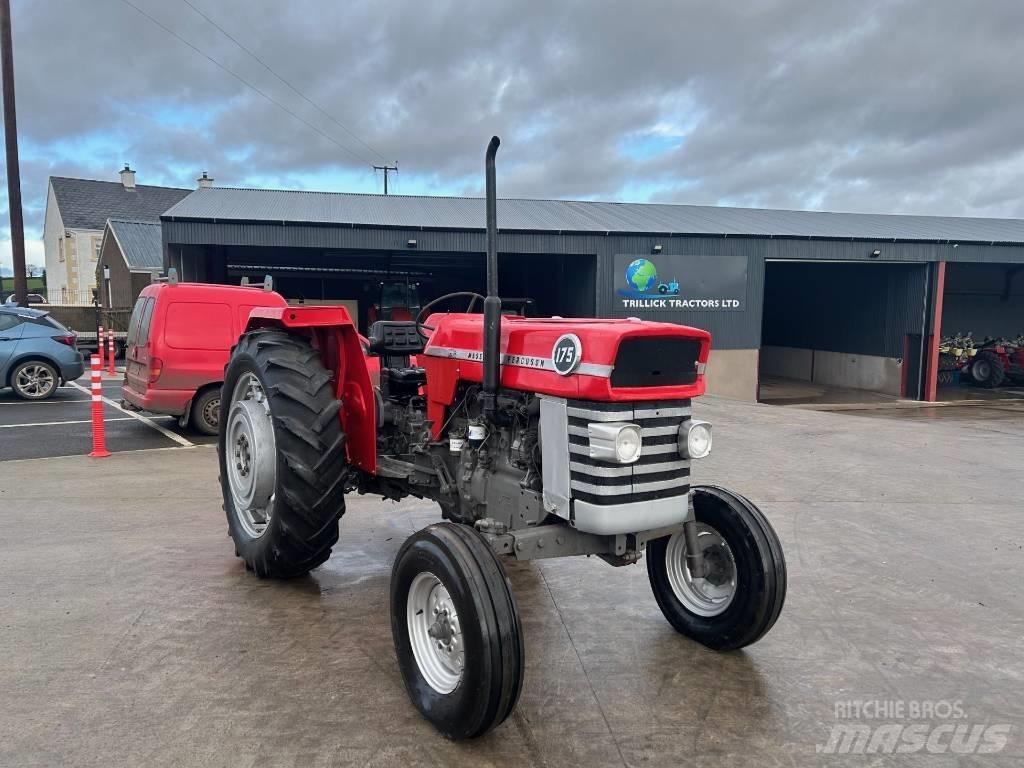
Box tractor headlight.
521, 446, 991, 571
679, 419, 712, 459
588, 422, 642, 464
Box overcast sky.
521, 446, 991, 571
2, 0, 1024, 271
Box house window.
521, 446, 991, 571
58, 237, 65, 262
92, 237, 101, 261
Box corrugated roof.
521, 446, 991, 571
107, 218, 163, 271
161, 187, 1024, 244
51, 177, 191, 231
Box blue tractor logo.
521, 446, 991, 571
620, 259, 680, 297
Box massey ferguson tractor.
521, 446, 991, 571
217, 137, 787, 740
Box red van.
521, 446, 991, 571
121, 281, 287, 434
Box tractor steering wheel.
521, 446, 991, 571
415, 291, 486, 341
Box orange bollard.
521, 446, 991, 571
88, 355, 111, 458
107, 329, 115, 376
97, 324, 105, 370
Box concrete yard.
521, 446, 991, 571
1, 396, 1022, 766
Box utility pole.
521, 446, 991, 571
373, 163, 398, 195
0, 0, 26, 306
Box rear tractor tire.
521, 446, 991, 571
390, 523, 525, 740
647, 485, 786, 651
969, 351, 1006, 388
219, 328, 348, 578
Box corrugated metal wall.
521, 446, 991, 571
762, 261, 927, 357
942, 262, 1024, 338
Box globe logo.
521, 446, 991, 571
625, 258, 658, 293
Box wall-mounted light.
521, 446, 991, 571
870, 249, 881, 258
102, 264, 111, 280
652, 244, 663, 254
407, 239, 417, 248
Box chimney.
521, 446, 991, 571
119, 164, 136, 189
197, 171, 214, 189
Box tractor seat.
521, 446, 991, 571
368, 321, 424, 356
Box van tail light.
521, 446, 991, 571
148, 357, 163, 384
52, 334, 77, 348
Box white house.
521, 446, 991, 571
42, 166, 191, 303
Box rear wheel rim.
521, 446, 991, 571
226, 373, 276, 538
665, 524, 737, 617
202, 395, 220, 430
407, 571, 464, 694
15, 364, 55, 398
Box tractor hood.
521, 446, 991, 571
422, 313, 711, 402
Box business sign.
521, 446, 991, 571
613, 253, 747, 311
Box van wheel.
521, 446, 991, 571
190, 388, 221, 435
219, 329, 347, 578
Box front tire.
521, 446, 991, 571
390, 523, 524, 740
219, 329, 348, 578
647, 485, 786, 650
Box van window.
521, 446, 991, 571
139, 298, 156, 345
127, 297, 145, 345
165, 302, 233, 350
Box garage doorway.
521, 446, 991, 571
222, 246, 596, 334
939, 262, 1024, 396
759, 260, 930, 404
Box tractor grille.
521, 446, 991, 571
566, 398, 691, 506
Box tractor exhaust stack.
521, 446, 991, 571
481, 136, 502, 418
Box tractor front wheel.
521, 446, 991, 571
647, 485, 786, 651
219, 329, 348, 578
390, 523, 524, 740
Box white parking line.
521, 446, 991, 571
66, 381, 194, 448
0, 417, 135, 428
0, 398, 91, 405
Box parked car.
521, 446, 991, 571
4, 293, 47, 306
0, 306, 84, 400
120, 281, 287, 435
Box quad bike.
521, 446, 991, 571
966, 335, 1024, 388
217, 138, 787, 740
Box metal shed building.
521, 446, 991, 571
160, 188, 1024, 401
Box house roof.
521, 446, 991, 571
51, 177, 190, 231
161, 187, 1024, 245
105, 218, 163, 271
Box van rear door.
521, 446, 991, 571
125, 295, 156, 393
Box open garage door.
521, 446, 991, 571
940, 262, 1024, 395
759, 260, 930, 404
209, 245, 595, 333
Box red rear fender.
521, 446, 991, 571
243, 305, 376, 474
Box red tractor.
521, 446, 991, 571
217, 138, 787, 739
966, 336, 1024, 388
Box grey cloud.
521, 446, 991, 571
3, 0, 1024, 268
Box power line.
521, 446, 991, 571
179, 0, 388, 165
116, 0, 375, 168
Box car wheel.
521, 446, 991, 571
11, 360, 59, 400
190, 388, 221, 435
